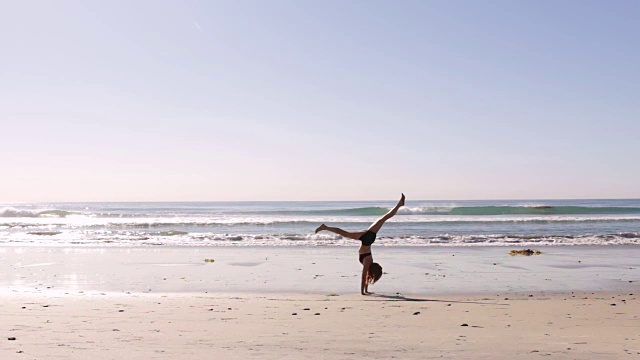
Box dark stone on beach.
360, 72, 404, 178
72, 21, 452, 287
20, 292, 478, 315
291, 313, 297, 315
447, 304, 451, 306
413, 312, 420, 315
314, 313, 320, 315
303, 308, 310, 310
21, 307, 26, 309
529, 295, 533, 297
611, 304, 616, 306
43, 305, 49, 307
460, 324, 468, 327
8, 337, 16, 340
118, 310, 124, 312
113, 329, 120, 331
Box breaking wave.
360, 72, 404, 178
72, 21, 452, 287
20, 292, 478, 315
0, 208, 77, 218
256, 205, 640, 216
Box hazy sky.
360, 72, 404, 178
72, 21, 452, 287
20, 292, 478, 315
1, 0, 639, 202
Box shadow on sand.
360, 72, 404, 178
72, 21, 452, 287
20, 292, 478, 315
365, 293, 508, 305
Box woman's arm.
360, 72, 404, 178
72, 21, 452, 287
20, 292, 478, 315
361, 266, 368, 295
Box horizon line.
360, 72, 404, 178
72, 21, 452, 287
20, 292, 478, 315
1, 197, 640, 204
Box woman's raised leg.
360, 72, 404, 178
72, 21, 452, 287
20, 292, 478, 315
315, 224, 365, 240
367, 193, 405, 234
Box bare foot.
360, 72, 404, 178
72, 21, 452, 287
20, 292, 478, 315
399, 193, 405, 207
315, 224, 326, 234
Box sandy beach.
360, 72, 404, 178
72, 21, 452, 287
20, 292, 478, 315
1, 246, 639, 359
1, 291, 639, 359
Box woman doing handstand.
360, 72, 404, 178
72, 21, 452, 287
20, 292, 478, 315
315, 193, 405, 295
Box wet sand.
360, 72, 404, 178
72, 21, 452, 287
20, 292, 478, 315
0, 246, 638, 295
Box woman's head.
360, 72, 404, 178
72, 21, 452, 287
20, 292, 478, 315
367, 262, 383, 284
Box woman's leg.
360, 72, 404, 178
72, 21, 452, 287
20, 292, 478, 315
315, 224, 365, 240
367, 193, 405, 234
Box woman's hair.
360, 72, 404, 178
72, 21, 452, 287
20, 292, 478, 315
367, 262, 383, 284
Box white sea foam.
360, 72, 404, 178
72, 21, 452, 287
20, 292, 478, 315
1, 231, 638, 247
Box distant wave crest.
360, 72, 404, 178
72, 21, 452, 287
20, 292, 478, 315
264, 205, 640, 216
0, 208, 76, 218
446, 206, 640, 216
5, 205, 638, 219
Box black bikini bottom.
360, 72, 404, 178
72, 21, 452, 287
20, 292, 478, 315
359, 230, 376, 246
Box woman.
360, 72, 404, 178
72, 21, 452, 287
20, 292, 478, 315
315, 193, 405, 295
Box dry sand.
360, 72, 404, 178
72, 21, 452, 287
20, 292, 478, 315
1, 292, 639, 359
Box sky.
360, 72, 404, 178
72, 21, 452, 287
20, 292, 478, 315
1, 0, 639, 202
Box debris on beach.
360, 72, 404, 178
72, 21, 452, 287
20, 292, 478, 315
204, 259, 215, 263
509, 249, 542, 256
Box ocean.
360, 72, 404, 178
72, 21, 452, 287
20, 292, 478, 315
1, 199, 639, 247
